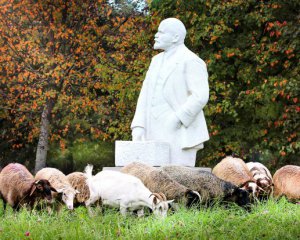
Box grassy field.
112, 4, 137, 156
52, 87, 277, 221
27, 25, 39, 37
0, 198, 299, 240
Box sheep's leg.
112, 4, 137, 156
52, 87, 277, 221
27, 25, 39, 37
87, 205, 95, 217
2, 200, 7, 214
86, 198, 103, 217
7, 192, 15, 210
0, 193, 5, 214
120, 205, 127, 216
137, 208, 144, 217
87, 204, 101, 217
47, 205, 54, 215
13, 203, 21, 212
85, 195, 99, 207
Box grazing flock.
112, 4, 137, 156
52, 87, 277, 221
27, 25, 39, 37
0, 156, 299, 218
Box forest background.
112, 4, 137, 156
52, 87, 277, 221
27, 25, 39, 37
0, 0, 299, 174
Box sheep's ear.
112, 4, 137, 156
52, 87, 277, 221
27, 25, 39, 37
50, 187, 57, 192
75, 190, 80, 194
152, 196, 158, 205
29, 184, 37, 196
166, 199, 174, 204
55, 188, 65, 193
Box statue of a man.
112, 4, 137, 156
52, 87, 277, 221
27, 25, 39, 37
131, 18, 209, 166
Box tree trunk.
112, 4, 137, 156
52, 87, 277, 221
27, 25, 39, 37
34, 100, 53, 173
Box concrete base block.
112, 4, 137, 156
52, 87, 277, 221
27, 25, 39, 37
115, 140, 170, 166
103, 166, 212, 172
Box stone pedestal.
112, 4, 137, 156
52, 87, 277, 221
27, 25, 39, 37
115, 140, 170, 166
103, 166, 212, 172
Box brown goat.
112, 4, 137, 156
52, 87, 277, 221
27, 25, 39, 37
66, 172, 90, 206
273, 165, 300, 201
212, 156, 260, 196
0, 163, 56, 210
121, 162, 201, 207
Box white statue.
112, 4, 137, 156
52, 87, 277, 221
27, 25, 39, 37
131, 18, 210, 166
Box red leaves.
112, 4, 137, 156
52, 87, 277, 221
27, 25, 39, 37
265, 21, 287, 39
209, 35, 218, 44
214, 53, 221, 59
226, 52, 235, 58
107, 9, 112, 17
280, 151, 286, 157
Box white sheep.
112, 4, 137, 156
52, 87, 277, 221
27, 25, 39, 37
246, 162, 273, 197
66, 172, 90, 207
84, 165, 173, 217
35, 167, 79, 210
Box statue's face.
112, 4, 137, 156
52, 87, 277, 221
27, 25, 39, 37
154, 22, 175, 51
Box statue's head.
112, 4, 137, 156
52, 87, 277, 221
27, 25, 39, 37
154, 18, 186, 51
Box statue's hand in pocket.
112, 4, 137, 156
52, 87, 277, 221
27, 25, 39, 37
132, 127, 145, 141
168, 113, 182, 130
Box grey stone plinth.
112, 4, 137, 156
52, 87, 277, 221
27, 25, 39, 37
115, 140, 170, 166
103, 166, 212, 172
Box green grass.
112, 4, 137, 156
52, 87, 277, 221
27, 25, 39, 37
0, 198, 299, 240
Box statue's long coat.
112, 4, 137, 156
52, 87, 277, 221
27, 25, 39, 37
131, 44, 209, 150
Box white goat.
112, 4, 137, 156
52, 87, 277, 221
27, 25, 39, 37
84, 165, 173, 217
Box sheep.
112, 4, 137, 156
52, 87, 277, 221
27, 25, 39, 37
35, 167, 79, 210
212, 156, 260, 197
0, 163, 56, 211
84, 165, 173, 217
161, 165, 250, 207
66, 172, 90, 207
120, 162, 201, 208
273, 165, 300, 201
246, 162, 273, 198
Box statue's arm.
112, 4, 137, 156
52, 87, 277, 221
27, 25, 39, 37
131, 77, 149, 130
175, 59, 209, 127
131, 56, 159, 130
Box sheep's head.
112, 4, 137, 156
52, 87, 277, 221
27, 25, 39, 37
56, 187, 79, 210
250, 167, 273, 198
150, 192, 173, 218
185, 189, 201, 208
29, 179, 57, 202
225, 187, 251, 208
256, 177, 273, 198
239, 180, 261, 198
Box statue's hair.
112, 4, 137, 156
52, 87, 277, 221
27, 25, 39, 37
160, 18, 186, 43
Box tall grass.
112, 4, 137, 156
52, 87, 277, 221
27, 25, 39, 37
0, 198, 299, 240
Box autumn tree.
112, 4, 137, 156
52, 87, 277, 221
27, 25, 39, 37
2, 0, 297, 171
0, 0, 152, 171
